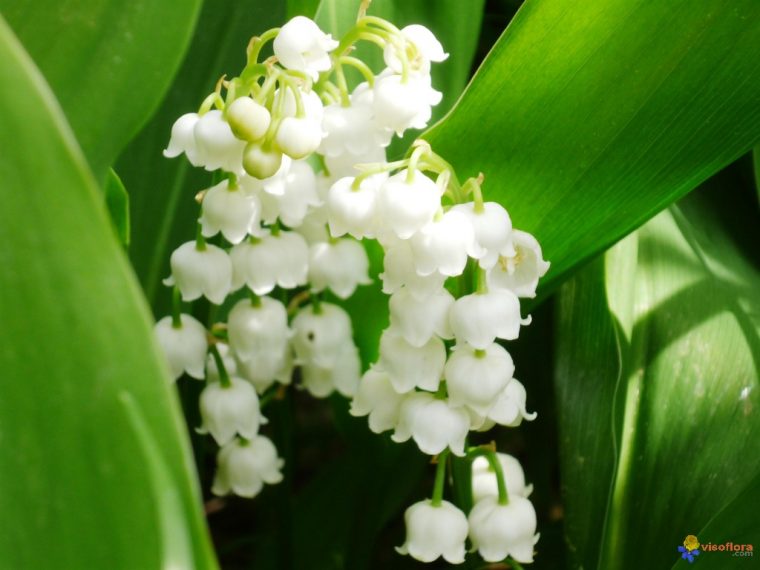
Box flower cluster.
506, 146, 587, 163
153, 5, 548, 565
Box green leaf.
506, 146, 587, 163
0, 0, 201, 179
555, 166, 760, 570
0, 16, 216, 569
105, 168, 130, 246
425, 0, 760, 299
119, 0, 287, 311
287, 0, 322, 19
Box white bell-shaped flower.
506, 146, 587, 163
388, 287, 453, 347
472, 453, 533, 503
257, 160, 321, 228
163, 112, 201, 165
241, 154, 292, 196
384, 25, 448, 74
373, 72, 442, 135
295, 203, 331, 244
237, 346, 293, 394
273, 16, 338, 80
486, 378, 537, 427
324, 144, 387, 179
193, 109, 246, 173
308, 239, 371, 299
451, 201, 513, 269
380, 239, 447, 298
205, 342, 238, 383
350, 367, 405, 433
212, 435, 284, 498
226, 96, 271, 142
301, 343, 361, 398
165, 241, 232, 305
197, 376, 262, 446
199, 179, 262, 244
319, 85, 392, 157
291, 302, 353, 369
230, 230, 309, 295
449, 288, 526, 349
444, 342, 514, 415
154, 314, 208, 380
326, 175, 384, 239
227, 297, 290, 363
392, 392, 469, 456
488, 229, 550, 298
468, 496, 539, 563
378, 328, 445, 393
410, 209, 477, 277
377, 169, 441, 239
275, 116, 323, 159
396, 500, 468, 564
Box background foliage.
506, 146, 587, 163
0, 0, 758, 568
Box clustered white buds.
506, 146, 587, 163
154, 11, 548, 565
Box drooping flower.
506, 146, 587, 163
468, 496, 539, 563
197, 376, 263, 446
164, 241, 232, 305
163, 112, 201, 165
444, 342, 514, 415
451, 201, 513, 269
372, 72, 442, 136
483, 378, 537, 428
378, 328, 446, 393
256, 160, 321, 228
379, 239, 447, 298
396, 500, 468, 564
212, 435, 284, 498
193, 109, 246, 173
471, 453, 533, 503
388, 287, 454, 347
230, 230, 309, 295
488, 229, 550, 298
273, 16, 338, 80
154, 314, 208, 380
449, 288, 526, 349
307, 239, 372, 299
301, 343, 361, 398
291, 302, 353, 369
275, 116, 323, 159
350, 367, 405, 433
384, 24, 448, 74
409, 209, 477, 277
199, 179, 262, 244
226, 297, 290, 364
392, 392, 469, 456
326, 175, 383, 240
377, 169, 441, 239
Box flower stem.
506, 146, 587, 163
171, 287, 183, 328
195, 221, 207, 251
430, 449, 450, 506
209, 344, 232, 388
467, 447, 509, 505
247, 28, 281, 65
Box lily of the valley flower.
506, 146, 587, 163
468, 496, 539, 563
471, 453, 534, 503
350, 367, 405, 433
199, 179, 262, 244
212, 435, 284, 498
273, 16, 338, 80
392, 392, 469, 456
396, 500, 468, 564
198, 377, 263, 446
165, 241, 232, 305
154, 314, 208, 380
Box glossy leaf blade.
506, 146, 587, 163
1, 0, 201, 179
555, 173, 760, 570
425, 0, 760, 297
0, 16, 216, 569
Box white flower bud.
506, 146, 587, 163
488, 229, 550, 298
308, 239, 372, 299
212, 436, 284, 498
486, 378, 536, 427
199, 179, 262, 244
226, 97, 271, 142
378, 328, 445, 393
472, 453, 533, 503
198, 377, 262, 446
388, 287, 453, 347
468, 496, 539, 563
273, 16, 338, 80
384, 25, 448, 74
451, 201, 513, 269
275, 116, 323, 159
291, 302, 353, 369
193, 110, 246, 173
373, 72, 441, 135
350, 367, 405, 433
154, 314, 208, 380
257, 160, 321, 228
163, 112, 201, 165
396, 500, 468, 564
392, 392, 469, 456
230, 230, 309, 295
449, 289, 526, 349
227, 297, 290, 363
326, 175, 383, 239
377, 169, 440, 239
444, 342, 514, 415
319, 85, 392, 157
410, 209, 477, 277
164, 241, 232, 305
243, 142, 284, 179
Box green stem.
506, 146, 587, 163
195, 221, 207, 251
209, 344, 232, 388
475, 267, 488, 294
338, 56, 376, 86
467, 447, 509, 505
430, 449, 450, 506
247, 28, 281, 65
333, 61, 351, 107
249, 289, 262, 307
311, 292, 323, 315
171, 287, 183, 328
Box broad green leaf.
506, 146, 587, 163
0, 16, 216, 569
555, 167, 760, 570
287, 0, 322, 19
119, 0, 287, 311
425, 0, 760, 299
105, 168, 130, 246
1, 0, 201, 180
